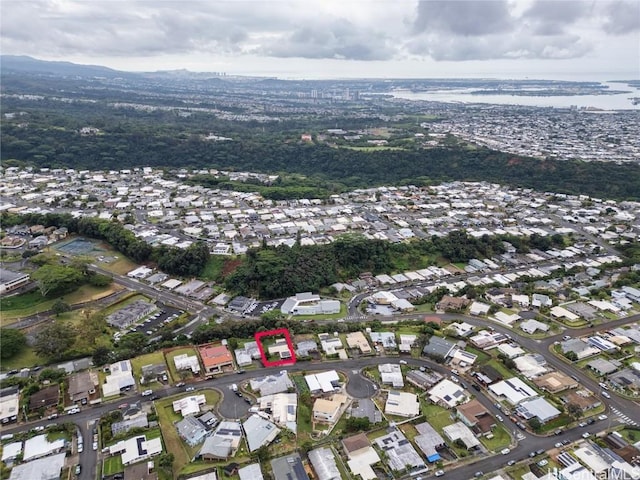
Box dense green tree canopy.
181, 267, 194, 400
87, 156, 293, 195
0, 328, 27, 359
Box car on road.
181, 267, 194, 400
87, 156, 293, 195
141, 389, 153, 396
399, 360, 408, 365
118, 403, 129, 409
75, 465, 81, 475
68, 407, 80, 415
598, 414, 608, 421
496, 414, 504, 422
562, 335, 571, 340
555, 442, 563, 448
32, 426, 45, 432
472, 383, 481, 391
77, 442, 83, 453
237, 369, 246, 374
578, 422, 587, 428
599, 382, 609, 390
516, 422, 527, 430
582, 432, 591, 439
587, 418, 595, 425
92, 441, 98, 450
602, 391, 611, 399
185, 386, 195, 392
176, 382, 185, 387
474, 472, 483, 478
501, 448, 510, 455
562, 439, 571, 446
507, 460, 516, 466
529, 452, 537, 458
536, 449, 545, 456
434, 470, 445, 477
47, 413, 58, 420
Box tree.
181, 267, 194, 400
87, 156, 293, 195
254, 445, 270, 463
33, 322, 76, 360
345, 416, 371, 432
567, 403, 583, 420
92, 346, 113, 366
528, 417, 542, 432
0, 328, 27, 359
564, 351, 578, 362
158, 453, 174, 470
31, 264, 83, 297
116, 332, 148, 356
52, 299, 71, 316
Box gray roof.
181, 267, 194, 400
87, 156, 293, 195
271, 454, 310, 480
0, 268, 29, 284
423, 336, 456, 358
242, 414, 280, 452
349, 398, 382, 424
111, 415, 149, 437
176, 416, 208, 446
199, 421, 242, 459
249, 371, 293, 396
308, 448, 340, 480
238, 464, 264, 480
515, 397, 561, 423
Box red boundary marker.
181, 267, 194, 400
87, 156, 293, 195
254, 328, 297, 367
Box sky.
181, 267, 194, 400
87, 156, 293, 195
1, 0, 639, 80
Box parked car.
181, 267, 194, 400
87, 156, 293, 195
399, 360, 407, 365
538, 460, 548, 467
141, 389, 153, 396
75, 465, 81, 475
602, 391, 611, 399
47, 413, 58, 420
507, 460, 516, 466
582, 432, 591, 439
175, 382, 185, 387
598, 414, 608, 421
496, 414, 504, 422
536, 449, 545, 455
185, 386, 195, 392
118, 403, 129, 409
474, 472, 483, 478
68, 407, 80, 415
434, 470, 445, 477
555, 442, 563, 448
578, 422, 587, 428
501, 448, 510, 455
92, 441, 98, 450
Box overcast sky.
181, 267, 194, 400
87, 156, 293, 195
2, 0, 639, 80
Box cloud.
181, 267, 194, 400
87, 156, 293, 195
413, 0, 515, 36
601, 0, 640, 34
522, 0, 591, 35
259, 19, 396, 61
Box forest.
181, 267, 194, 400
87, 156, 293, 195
223, 231, 567, 298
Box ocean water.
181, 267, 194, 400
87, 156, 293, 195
390, 82, 640, 110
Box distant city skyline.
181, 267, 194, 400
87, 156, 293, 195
1, 0, 639, 80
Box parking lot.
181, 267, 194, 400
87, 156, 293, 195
243, 299, 284, 316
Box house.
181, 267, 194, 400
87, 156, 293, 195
173, 353, 201, 374
198, 344, 234, 375
456, 399, 495, 434
514, 354, 549, 379
269, 339, 293, 359
520, 319, 550, 334
369, 331, 397, 349
533, 371, 579, 393
428, 379, 469, 408
280, 292, 340, 316
586, 358, 620, 376
406, 370, 443, 390
140, 363, 167, 384
398, 334, 417, 352
373, 429, 425, 472
561, 390, 601, 413
318, 334, 346, 357
379, 363, 404, 388
346, 332, 372, 354
488, 378, 537, 405
0, 268, 30, 295
271, 454, 310, 480
515, 397, 561, 424
342, 433, 381, 480
309, 448, 340, 480
0, 387, 19, 424
29, 385, 59, 412
436, 295, 470, 311
450, 349, 478, 368
296, 340, 318, 357
238, 463, 264, 480
176, 416, 209, 446
173, 395, 206, 417
422, 336, 456, 360
385, 391, 420, 417
561, 339, 600, 360
305, 370, 340, 394
198, 421, 243, 460
249, 371, 293, 396
470, 330, 508, 350
442, 422, 481, 450
7, 452, 65, 480
610, 368, 640, 392
313, 395, 346, 424
469, 301, 491, 316
258, 393, 297, 431
238, 464, 264, 480
23, 434, 65, 461
243, 414, 280, 452
349, 398, 382, 424
109, 435, 163, 465
414, 422, 445, 462
102, 360, 135, 397
111, 413, 149, 437
234, 341, 260, 367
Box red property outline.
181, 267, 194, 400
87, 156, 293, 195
254, 328, 297, 367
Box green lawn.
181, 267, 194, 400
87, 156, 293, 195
103, 455, 124, 475
200, 256, 229, 281
1, 346, 44, 370
155, 390, 221, 477
165, 347, 201, 383
421, 402, 454, 431
480, 425, 511, 452
131, 351, 168, 389
0, 283, 121, 324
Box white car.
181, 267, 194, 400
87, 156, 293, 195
435, 471, 445, 477
501, 448, 510, 455
597, 414, 608, 421
141, 389, 153, 396
496, 414, 504, 422
602, 391, 611, 399
582, 432, 591, 439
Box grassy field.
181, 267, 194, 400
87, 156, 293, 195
102, 455, 124, 475
155, 390, 221, 477
131, 351, 168, 389
0, 283, 121, 324
480, 425, 511, 452
165, 347, 201, 383
200, 256, 228, 281
1, 347, 44, 370
421, 402, 454, 432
